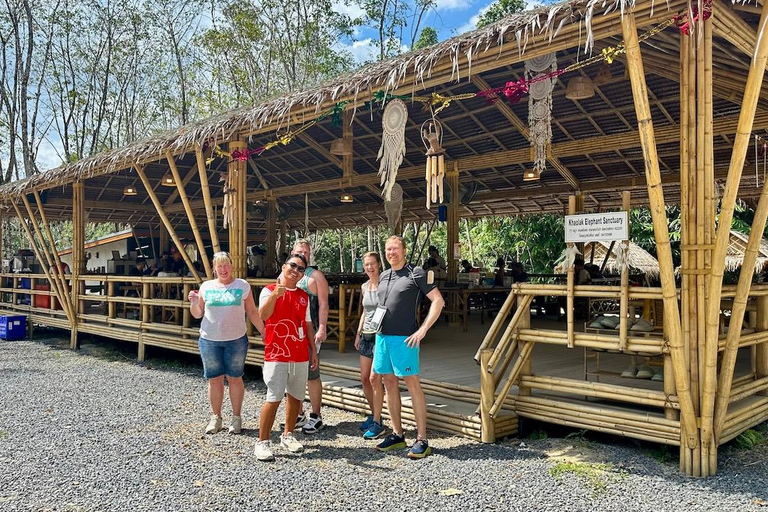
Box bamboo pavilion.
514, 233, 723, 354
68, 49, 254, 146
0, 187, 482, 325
2, 0, 768, 477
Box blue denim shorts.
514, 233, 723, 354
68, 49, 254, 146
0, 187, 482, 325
198, 335, 249, 379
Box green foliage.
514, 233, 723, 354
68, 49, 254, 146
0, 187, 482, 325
734, 429, 766, 450
646, 445, 674, 463
476, 0, 527, 29
527, 429, 548, 440
414, 26, 438, 50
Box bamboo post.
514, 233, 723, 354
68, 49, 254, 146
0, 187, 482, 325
447, 162, 459, 283
338, 283, 347, 352
707, 0, 768, 464
266, 197, 277, 275
480, 348, 496, 443
621, 12, 698, 453
757, 297, 768, 393
195, 143, 220, 254
567, 196, 576, 348
228, 141, 247, 278
279, 221, 287, 263
73, 182, 85, 335
518, 293, 533, 397
166, 150, 212, 278
133, 163, 202, 283
619, 191, 630, 351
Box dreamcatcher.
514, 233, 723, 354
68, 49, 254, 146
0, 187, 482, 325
385, 183, 403, 232
422, 118, 446, 209
377, 99, 408, 201
220, 170, 236, 228
564, 244, 581, 269
525, 53, 557, 176
615, 241, 628, 270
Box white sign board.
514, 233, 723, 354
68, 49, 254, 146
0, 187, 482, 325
565, 212, 628, 243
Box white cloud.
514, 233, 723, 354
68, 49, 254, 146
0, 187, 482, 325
35, 136, 65, 172
336, 38, 378, 64
332, 1, 365, 20
458, 1, 542, 34
433, 0, 470, 11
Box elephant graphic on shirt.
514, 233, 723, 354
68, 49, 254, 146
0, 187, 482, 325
265, 319, 302, 360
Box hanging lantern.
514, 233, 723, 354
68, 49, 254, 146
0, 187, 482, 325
123, 186, 138, 196
330, 138, 352, 156
340, 193, 354, 203
160, 172, 176, 186
593, 65, 612, 85
523, 168, 540, 181
565, 76, 595, 100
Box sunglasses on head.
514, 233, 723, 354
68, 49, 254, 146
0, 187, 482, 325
286, 261, 305, 272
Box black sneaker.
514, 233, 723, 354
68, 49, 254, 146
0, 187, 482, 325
407, 439, 431, 459
376, 433, 407, 452
279, 411, 307, 431
301, 413, 324, 434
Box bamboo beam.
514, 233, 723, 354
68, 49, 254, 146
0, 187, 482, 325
619, 191, 630, 351
166, 150, 212, 278
73, 182, 85, 332
195, 143, 220, 254
566, 196, 576, 348
621, 12, 698, 452
474, 289, 518, 360
266, 197, 277, 275
706, 0, 768, 453
758, 297, 768, 387
133, 163, 202, 283
447, 162, 459, 283
19, 196, 74, 324
480, 349, 496, 443
31, 191, 76, 322
10, 202, 73, 328
489, 340, 534, 417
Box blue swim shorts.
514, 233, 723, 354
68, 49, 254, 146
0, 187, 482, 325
373, 333, 419, 377
198, 334, 249, 379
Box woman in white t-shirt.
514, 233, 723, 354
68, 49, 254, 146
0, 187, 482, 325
189, 252, 264, 435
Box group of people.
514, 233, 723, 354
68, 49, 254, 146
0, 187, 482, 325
188, 236, 443, 461
131, 246, 188, 277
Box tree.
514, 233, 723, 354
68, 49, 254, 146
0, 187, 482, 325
476, 0, 526, 29
413, 26, 437, 50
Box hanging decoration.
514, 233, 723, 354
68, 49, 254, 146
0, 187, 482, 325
421, 118, 446, 209
615, 241, 628, 270
221, 171, 236, 228
377, 99, 408, 201
565, 244, 581, 269
755, 134, 768, 188
525, 53, 557, 177
385, 182, 404, 232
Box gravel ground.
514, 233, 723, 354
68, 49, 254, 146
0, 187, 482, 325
1, 333, 767, 512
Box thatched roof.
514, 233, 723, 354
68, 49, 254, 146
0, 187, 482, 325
725, 230, 768, 273
555, 240, 660, 277
1, 0, 766, 239
0, 0, 673, 198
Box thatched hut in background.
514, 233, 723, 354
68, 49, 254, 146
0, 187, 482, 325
726, 230, 768, 273
555, 240, 660, 279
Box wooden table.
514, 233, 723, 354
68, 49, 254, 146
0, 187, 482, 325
439, 286, 512, 332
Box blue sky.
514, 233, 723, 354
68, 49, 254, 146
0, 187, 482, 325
334, 0, 542, 63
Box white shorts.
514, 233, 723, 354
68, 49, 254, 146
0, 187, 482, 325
263, 361, 309, 402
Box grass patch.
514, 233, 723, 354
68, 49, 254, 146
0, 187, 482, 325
527, 429, 548, 440
734, 429, 767, 450
549, 461, 624, 495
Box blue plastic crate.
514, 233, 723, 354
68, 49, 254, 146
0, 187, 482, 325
0, 315, 26, 340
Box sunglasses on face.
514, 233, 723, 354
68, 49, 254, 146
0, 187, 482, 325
286, 261, 306, 273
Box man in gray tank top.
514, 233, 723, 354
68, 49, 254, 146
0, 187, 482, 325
291, 240, 328, 434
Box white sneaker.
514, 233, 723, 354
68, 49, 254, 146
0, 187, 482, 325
205, 415, 222, 434
280, 411, 307, 430
280, 432, 304, 453
301, 413, 324, 434
254, 440, 275, 461
228, 415, 242, 434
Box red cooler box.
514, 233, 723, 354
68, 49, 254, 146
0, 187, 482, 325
0, 315, 26, 340
34, 284, 50, 308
